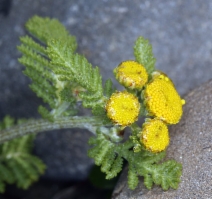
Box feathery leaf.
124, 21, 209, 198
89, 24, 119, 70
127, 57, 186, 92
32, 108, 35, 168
0, 116, 46, 193
134, 36, 156, 75
18, 16, 79, 120
88, 129, 182, 191
47, 39, 104, 109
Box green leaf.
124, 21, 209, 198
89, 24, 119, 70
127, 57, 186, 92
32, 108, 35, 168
104, 79, 116, 98
153, 160, 182, 190
134, 36, 156, 75
143, 174, 153, 189
0, 115, 15, 130
25, 15, 77, 50
0, 164, 15, 184
0, 116, 46, 193
106, 156, 123, 180
18, 16, 79, 120
128, 169, 139, 190
47, 39, 104, 109
19, 36, 47, 55
88, 130, 182, 191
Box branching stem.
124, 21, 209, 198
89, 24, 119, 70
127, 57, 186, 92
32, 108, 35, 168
0, 116, 104, 144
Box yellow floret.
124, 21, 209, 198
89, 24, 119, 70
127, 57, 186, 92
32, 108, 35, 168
144, 73, 185, 124
141, 118, 169, 153
105, 91, 140, 126
114, 60, 148, 90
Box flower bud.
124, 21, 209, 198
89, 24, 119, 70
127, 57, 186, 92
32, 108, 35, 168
114, 60, 148, 90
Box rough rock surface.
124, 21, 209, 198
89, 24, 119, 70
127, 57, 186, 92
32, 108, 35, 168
112, 80, 212, 199
1, 0, 212, 181
34, 129, 93, 181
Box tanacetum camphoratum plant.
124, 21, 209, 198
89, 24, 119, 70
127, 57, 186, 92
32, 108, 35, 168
0, 16, 185, 192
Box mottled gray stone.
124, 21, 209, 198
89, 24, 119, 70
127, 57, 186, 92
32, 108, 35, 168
1, 0, 212, 181
34, 129, 93, 181
112, 80, 212, 199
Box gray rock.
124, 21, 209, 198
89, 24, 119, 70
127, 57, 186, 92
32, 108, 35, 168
34, 129, 93, 181
112, 80, 212, 199
1, 0, 212, 181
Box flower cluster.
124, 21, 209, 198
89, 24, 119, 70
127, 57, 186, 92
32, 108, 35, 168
106, 60, 185, 153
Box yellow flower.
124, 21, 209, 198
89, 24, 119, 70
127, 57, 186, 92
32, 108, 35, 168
141, 118, 169, 153
113, 60, 148, 90
144, 72, 185, 124
105, 91, 140, 126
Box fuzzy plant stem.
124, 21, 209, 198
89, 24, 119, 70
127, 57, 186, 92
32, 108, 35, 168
0, 116, 104, 144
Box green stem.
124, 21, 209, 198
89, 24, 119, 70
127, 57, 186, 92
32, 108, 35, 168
0, 116, 103, 144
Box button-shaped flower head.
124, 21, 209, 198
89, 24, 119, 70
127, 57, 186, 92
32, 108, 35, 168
144, 72, 185, 124
114, 60, 148, 90
105, 91, 140, 126
141, 118, 169, 153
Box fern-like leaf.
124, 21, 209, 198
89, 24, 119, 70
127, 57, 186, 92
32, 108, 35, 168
19, 16, 106, 119
151, 160, 182, 190
104, 79, 115, 98
143, 174, 153, 189
47, 39, 104, 109
128, 168, 139, 190
18, 16, 79, 120
133, 36, 156, 75
0, 116, 46, 193
88, 132, 132, 181
20, 36, 47, 56
88, 130, 182, 191
25, 15, 77, 50
106, 155, 123, 179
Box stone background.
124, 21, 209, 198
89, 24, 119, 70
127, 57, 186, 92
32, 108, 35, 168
0, 0, 212, 188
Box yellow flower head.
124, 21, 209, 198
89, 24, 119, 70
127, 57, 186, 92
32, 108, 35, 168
113, 60, 148, 90
105, 91, 140, 126
141, 118, 169, 153
144, 72, 185, 124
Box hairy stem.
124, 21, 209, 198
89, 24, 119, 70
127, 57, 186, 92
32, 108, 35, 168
0, 116, 103, 144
